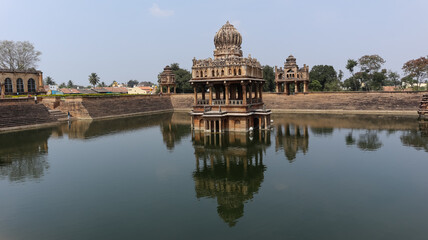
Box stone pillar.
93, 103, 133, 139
295, 81, 298, 94
304, 81, 308, 93
219, 118, 222, 133
285, 83, 289, 95
242, 84, 247, 105
174, 85, 176, 93
194, 86, 197, 105
249, 83, 253, 104
264, 116, 268, 130
1, 83, 4, 99
225, 84, 229, 105
259, 84, 263, 101
275, 83, 279, 93
167, 86, 170, 94
209, 85, 213, 105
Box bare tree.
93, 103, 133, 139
0, 40, 41, 70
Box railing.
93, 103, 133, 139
229, 100, 243, 105
197, 99, 209, 105
212, 100, 225, 105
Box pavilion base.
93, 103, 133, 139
191, 110, 271, 132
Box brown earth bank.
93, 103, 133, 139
0, 91, 426, 132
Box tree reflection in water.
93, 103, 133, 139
400, 122, 428, 152
192, 131, 270, 227
0, 128, 51, 182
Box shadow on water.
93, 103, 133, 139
191, 131, 270, 227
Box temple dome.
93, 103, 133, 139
213, 21, 243, 58
214, 21, 242, 49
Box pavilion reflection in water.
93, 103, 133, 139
192, 131, 270, 226
275, 123, 309, 162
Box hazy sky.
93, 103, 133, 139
1, 0, 427, 86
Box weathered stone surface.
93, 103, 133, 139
0, 99, 57, 130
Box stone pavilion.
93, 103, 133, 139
159, 65, 176, 94
189, 21, 271, 132
275, 55, 309, 94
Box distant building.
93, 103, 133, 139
0, 69, 45, 96
128, 86, 154, 94
275, 55, 309, 94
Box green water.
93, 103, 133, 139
1, 113, 428, 240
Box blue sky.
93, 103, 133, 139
1, 0, 427, 86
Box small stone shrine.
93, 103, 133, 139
159, 66, 176, 94
275, 55, 309, 94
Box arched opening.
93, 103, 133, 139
5, 78, 12, 94
200, 71, 203, 78
204, 70, 207, 77
17, 78, 24, 93
216, 70, 219, 76
212, 70, 215, 77
234, 69, 237, 76
228, 69, 232, 75
238, 69, 241, 75
221, 69, 224, 76
27, 78, 36, 93
196, 71, 199, 77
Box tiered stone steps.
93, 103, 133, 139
81, 96, 173, 119
0, 103, 57, 129
418, 94, 428, 119
48, 109, 69, 121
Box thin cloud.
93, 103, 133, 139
149, 3, 174, 17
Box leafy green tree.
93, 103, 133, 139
385, 71, 400, 87
309, 65, 340, 91
67, 80, 74, 88
343, 76, 361, 91
346, 59, 358, 76
97, 82, 107, 87
88, 73, 100, 88
127, 80, 139, 87
262, 65, 275, 92
308, 80, 322, 91
44, 76, 56, 85
401, 75, 416, 88
59, 82, 66, 88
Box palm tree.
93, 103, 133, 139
88, 73, 100, 88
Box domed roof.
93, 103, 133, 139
214, 21, 242, 51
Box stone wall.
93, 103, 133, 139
44, 95, 174, 120
0, 99, 58, 131
263, 92, 424, 114
170, 91, 425, 115
170, 94, 194, 111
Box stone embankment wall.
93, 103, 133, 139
263, 92, 424, 114
170, 92, 425, 115
0, 98, 58, 131
42, 95, 173, 120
